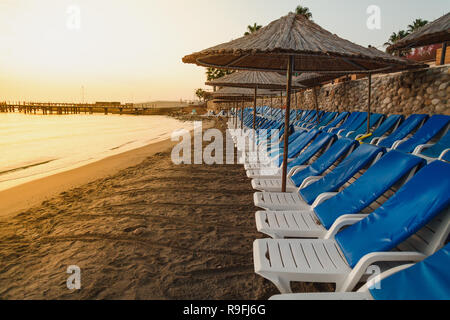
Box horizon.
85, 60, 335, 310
1, 0, 449, 103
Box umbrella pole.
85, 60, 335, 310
234, 101, 238, 129
367, 73, 372, 134
270, 96, 273, 118
294, 90, 298, 119
253, 86, 258, 130
282, 56, 294, 193
280, 91, 283, 121
241, 96, 244, 130
313, 86, 319, 125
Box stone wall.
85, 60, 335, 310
210, 65, 449, 116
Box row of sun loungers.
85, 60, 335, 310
227, 107, 450, 299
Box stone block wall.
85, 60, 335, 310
210, 65, 449, 116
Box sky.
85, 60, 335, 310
0, 0, 449, 103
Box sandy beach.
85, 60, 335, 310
0, 118, 330, 299
0, 117, 330, 299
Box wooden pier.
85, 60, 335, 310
0, 102, 153, 115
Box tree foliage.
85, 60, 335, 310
295, 5, 313, 20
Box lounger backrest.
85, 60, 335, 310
319, 112, 337, 127
347, 113, 384, 139
315, 151, 426, 229
323, 112, 350, 130
335, 160, 450, 268
370, 243, 450, 300
346, 112, 368, 132
287, 129, 320, 159
334, 112, 360, 130
287, 133, 336, 171
422, 130, 450, 158
378, 114, 429, 148
396, 115, 450, 153
299, 144, 384, 205
291, 138, 359, 187
365, 114, 404, 141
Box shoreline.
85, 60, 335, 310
0, 119, 213, 219
0, 138, 178, 219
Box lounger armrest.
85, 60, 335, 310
311, 192, 339, 210
374, 136, 386, 146
391, 138, 408, 150
299, 176, 322, 189
338, 251, 427, 292
337, 129, 345, 136
413, 144, 434, 155
327, 127, 338, 133
440, 148, 450, 160
324, 214, 369, 239
345, 131, 355, 137
357, 263, 415, 293
288, 165, 308, 178
355, 134, 364, 140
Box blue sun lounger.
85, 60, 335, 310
417, 130, 450, 161
321, 112, 350, 132
360, 114, 404, 143
247, 132, 336, 179
345, 113, 385, 140
378, 114, 428, 149
270, 243, 450, 300
337, 112, 369, 137
304, 112, 337, 130
255, 150, 426, 238
254, 160, 450, 293
393, 114, 450, 153
329, 112, 361, 134
251, 138, 358, 192
254, 143, 384, 210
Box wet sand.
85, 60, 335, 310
0, 118, 329, 299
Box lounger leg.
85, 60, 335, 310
266, 276, 292, 294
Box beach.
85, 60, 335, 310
0, 117, 331, 299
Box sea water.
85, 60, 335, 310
0, 113, 193, 191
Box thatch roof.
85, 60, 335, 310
388, 13, 450, 52
212, 86, 277, 99
295, 72, 344, 87
206, 71, 304, 89
183, 13, 423, 74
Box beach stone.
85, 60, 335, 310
132, 227, 146, 236
432, 99, 440, 106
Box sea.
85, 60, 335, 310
0, 113, 193, 191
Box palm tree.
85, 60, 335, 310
244, 23, 262, 36
384, 30, 408, 47
385, 30, 410, 56
195, 88, 205, 101
295, 5, 313, 20
407, 19, 428, 33
206, 68, 234, 82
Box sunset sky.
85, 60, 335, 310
1, 0, 449, 103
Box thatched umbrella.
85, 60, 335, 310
183, 12, 423, 192
206, 71, 304, 130
388, 12, 450, 64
